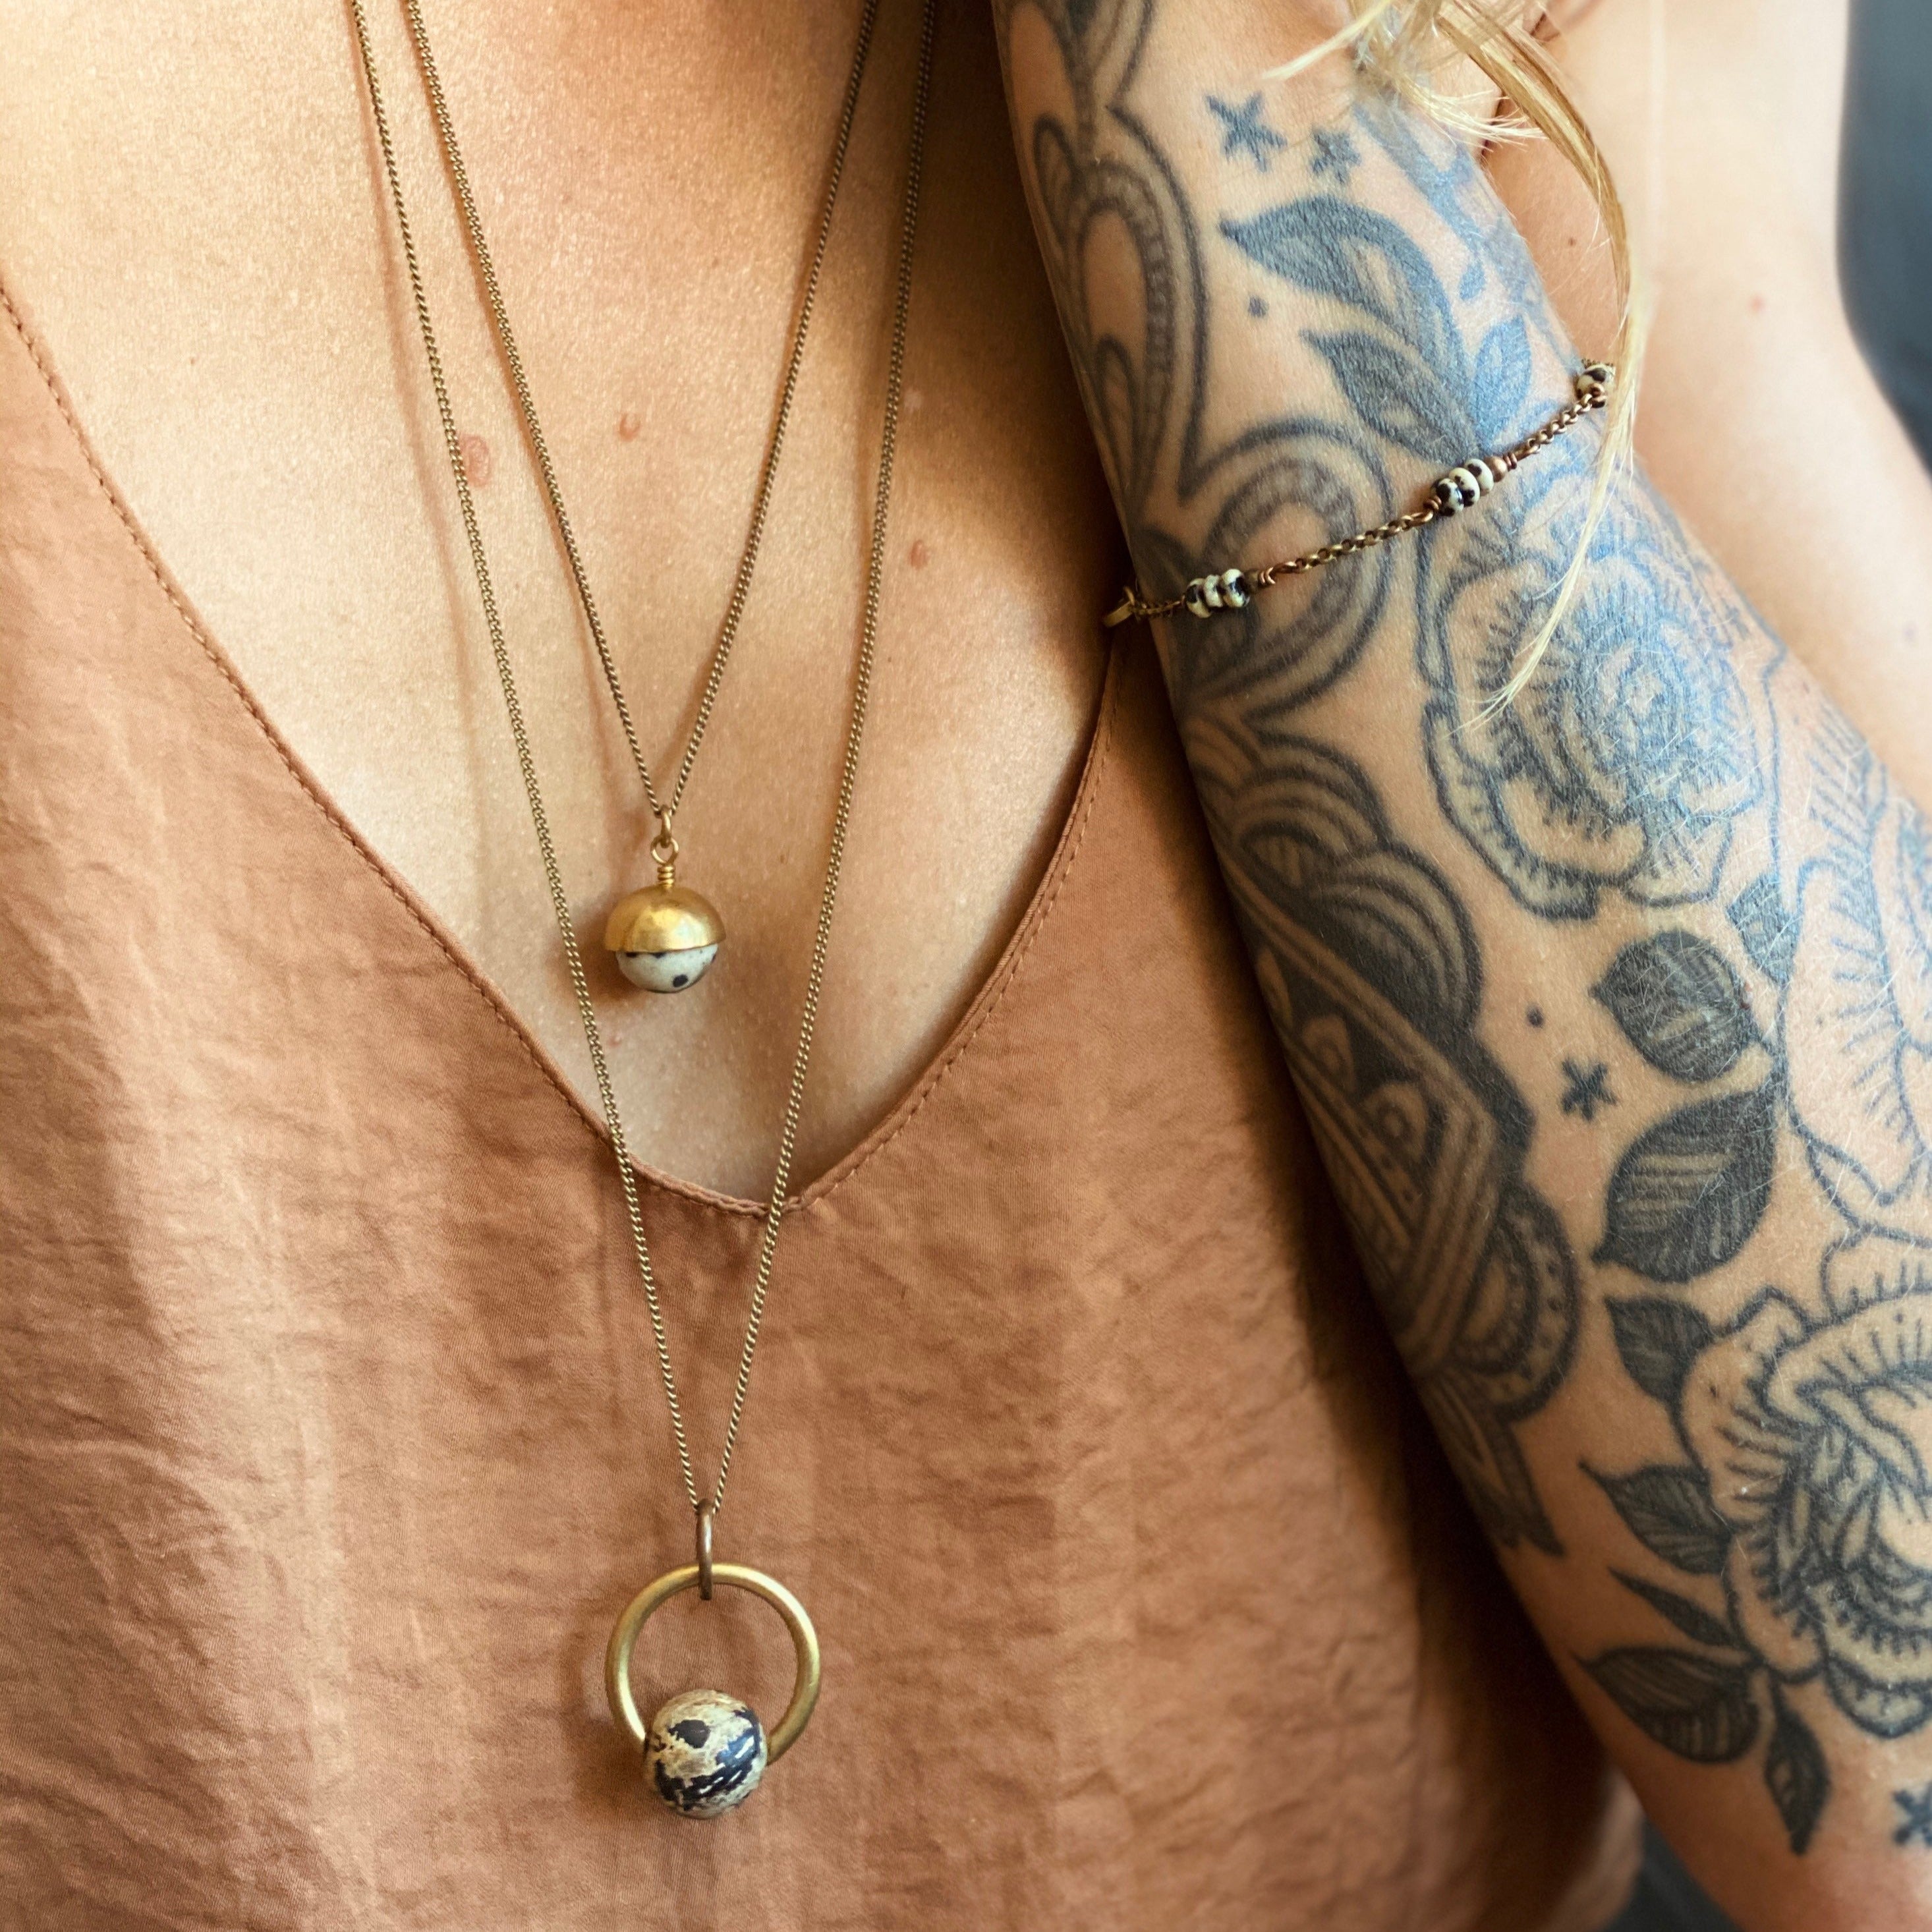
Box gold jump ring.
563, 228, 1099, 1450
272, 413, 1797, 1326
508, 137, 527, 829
695, 1503, 716, 1601
605, 1564, 822, 1763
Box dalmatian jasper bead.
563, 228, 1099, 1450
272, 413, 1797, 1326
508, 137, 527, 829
604, 880, 725, 994
615, 942, 720, 993
1575, 361, 1614, 405
645, 1689, 767, 1818
1182, 567, 1251, 617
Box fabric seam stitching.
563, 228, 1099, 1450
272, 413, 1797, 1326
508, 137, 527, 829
0, 280, 604, 1136
812, 654, 1123, 1205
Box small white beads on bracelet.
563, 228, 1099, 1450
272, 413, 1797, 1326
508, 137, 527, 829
1104, 362, 1616, 629
1429, 454, 1511, 515
1182, 567, 1253, 617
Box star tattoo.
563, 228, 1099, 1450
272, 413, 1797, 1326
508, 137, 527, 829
1560, 1059, 1616, 1122
1309, 125, 1361, 186
1207, 93, 1287, 172
1897, 1784, 1932, 1847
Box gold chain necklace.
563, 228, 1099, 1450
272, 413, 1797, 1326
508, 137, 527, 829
346, 0, 938, 1817
399, 0, 888, 996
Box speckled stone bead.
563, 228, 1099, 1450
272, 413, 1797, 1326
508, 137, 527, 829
645, 1690, 767, 1818
604, 879, 725, 993
615, 942, 720, 993
1182, 567, 1251, 617
1575, 361, 1614, 405
1431, 457, 1503, 515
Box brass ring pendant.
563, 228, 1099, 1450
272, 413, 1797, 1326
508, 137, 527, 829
606, 1563, 822, 1779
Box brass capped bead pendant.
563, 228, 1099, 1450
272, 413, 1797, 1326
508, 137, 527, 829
605, 835, 725, 993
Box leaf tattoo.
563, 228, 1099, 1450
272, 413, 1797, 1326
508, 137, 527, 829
1588, 1465, 1733, 1576
1597, 1086, 1778, 1284
1593, 931, 1758, 1085
1765, 1686, 1831, 1856
1581, 1649, 1761, 1763
1606, 1297, 1715, 1409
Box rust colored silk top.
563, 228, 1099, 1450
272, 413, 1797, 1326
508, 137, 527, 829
0, 286, 1639, 1932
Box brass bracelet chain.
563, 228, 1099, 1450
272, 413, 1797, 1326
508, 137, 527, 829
1102, 361, 1614, 629
347, 0, 940, 1520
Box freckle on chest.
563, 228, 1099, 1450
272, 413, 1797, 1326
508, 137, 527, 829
459, 432, 492, 486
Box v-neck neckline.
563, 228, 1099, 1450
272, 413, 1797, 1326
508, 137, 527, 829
2, 275, 1122, 1220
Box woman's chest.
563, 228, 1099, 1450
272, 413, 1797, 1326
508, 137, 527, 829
0, 0, 1121, 1195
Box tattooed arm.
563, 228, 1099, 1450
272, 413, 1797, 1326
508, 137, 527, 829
996, 3, 1932, 1923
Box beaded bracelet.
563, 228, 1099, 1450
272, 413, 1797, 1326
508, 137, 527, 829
1102, 361, 1614, 629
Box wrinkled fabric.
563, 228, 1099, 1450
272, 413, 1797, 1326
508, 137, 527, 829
0, 283, 1638, 1931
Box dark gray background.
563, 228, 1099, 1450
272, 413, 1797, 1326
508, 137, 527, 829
1606, 3, 1927, 1926
1844, 0, 1932, 469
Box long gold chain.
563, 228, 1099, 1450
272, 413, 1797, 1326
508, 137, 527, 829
400, 0, 885, 847
346, 0, 939, 1518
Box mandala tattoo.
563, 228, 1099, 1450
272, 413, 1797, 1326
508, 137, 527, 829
998, 0, 1932, 1856
1191, 718, 1577, 1550
1004, 0, 1577, 1548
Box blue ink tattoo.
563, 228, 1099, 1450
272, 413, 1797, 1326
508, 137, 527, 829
1003, 0, 1932, 1860
1896, 1784, 1932, 1846
1207, 93, 1286, 172
1309, 125, 1361, 186
1560, 1059, 1616, 1122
